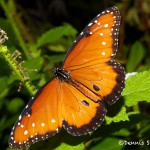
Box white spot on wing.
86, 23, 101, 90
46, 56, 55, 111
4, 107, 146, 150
32, 123, 35, 127
51, 119, 56, 123
88, 22, 93, 26
80, 32, 83, 35
19, 115, 22, 120
101, 51, 106, 56
94, 20, 98, 23
102, 41, 106, 45
24, 130, 28, 135
104, 24, 109, 28
100, 33, 103, 36
98, 22, 100, 25
41, 123, 45, 127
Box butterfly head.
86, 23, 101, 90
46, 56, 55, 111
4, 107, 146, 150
53, 68, 70, 82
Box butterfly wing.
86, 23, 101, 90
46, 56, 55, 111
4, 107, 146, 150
60, 82, 107, 136
9, 79, 106, 148
9, 79, 62, 148
64, 6, 120, 67
63, 6, 125, 105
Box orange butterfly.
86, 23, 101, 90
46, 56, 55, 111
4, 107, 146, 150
9, 6, 125, 148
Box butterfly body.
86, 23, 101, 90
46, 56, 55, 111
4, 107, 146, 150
53, 67, 70, 82
9, 6, 125, 148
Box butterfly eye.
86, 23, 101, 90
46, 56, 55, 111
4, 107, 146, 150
93, 84, 100, 91
82, 100, 90, 107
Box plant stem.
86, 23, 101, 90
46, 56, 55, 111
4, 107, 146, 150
0, 45, 37, 95
0, 0, 31, 59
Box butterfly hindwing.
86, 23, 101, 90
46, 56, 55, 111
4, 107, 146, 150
60, 82, 107, 135
9, 79, 107, 148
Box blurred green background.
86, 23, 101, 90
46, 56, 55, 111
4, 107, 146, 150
0, 0, 150, 150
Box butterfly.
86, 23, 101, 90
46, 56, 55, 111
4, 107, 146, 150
9, 6, 125, 148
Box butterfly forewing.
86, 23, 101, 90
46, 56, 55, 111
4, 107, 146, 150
63, 6, 121, 69
63, 6, 125, 105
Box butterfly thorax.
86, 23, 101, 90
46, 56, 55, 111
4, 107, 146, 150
53, 67, 70, 82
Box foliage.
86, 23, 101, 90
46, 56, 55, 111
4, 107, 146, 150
0, 0, 150, 150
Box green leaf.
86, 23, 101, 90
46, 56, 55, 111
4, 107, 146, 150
44, 54, 64, 71
23, 57, 44, 80
122, 70, 150, 107
23, 57, 44, 71
126, 41, 145, 72
55, 143, 84, 150
92, 112, 148, 139
106, 106, 129, 124
7, 73, 19, 84
6, 98, 24, 113
89, 137, 124, 150
48, 44, 66, 52
113, 128, 131, 137
37, 24, 77, 48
